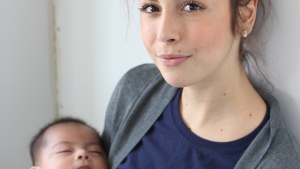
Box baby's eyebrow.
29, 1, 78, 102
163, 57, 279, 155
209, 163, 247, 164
141, 0, 159, 2
51, 141, 72, 149
51, 141, 101, 149
85, 142, 102, 147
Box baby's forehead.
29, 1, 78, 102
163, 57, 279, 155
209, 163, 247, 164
46, 122, 89, 133
50, 121, 85, 128
42, 122, 100, 145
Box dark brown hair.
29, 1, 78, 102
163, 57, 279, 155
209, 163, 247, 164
230, 0, 273, 88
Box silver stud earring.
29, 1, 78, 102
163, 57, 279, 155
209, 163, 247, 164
242, 30, 248, 38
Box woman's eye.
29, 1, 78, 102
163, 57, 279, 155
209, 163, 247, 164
139, 4, 160, 13
182, 2, 205, 12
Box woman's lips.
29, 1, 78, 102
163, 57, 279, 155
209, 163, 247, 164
158, 54, 191, 66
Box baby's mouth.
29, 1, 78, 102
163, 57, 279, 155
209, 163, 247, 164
78, 165, 91, 169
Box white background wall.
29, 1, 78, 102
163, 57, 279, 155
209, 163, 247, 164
0, 0, 56, 168
264, 0, 300, 141
55, 0, 151, 130
57, 0, 300, 141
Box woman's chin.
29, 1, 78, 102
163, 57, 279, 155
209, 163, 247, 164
156, 64, 193, 88
161, 74, 189, 88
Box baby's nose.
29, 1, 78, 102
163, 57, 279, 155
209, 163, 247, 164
75, 150, 90, 160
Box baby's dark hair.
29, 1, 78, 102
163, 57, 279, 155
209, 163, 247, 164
29, 117, 102, 165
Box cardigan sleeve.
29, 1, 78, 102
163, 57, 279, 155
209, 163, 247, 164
256, 126, 300, 168
101, 64, 161, 153
102, 63, 178, 168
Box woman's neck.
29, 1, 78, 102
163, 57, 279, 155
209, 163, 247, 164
179, 70, 267, 142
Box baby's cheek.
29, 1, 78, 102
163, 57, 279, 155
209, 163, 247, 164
43, 155, 72, 169
93, 156, 109, 169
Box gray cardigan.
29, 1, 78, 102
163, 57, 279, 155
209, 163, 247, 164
102, 64, 300, 169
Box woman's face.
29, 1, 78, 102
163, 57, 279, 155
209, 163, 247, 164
140, 0, 242, 88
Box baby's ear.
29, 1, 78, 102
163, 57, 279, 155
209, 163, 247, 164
30, 166, 41, 169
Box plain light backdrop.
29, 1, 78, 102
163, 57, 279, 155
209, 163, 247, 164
0, 0, 56, 168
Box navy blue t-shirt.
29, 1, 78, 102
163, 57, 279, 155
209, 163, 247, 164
118, 89, 270, 169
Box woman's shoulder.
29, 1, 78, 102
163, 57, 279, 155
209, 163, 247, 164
111, 64, 164, 98
127, 63, 159, 74
105, 63, 166, 122
121, 64, 160, 84
258, 131, 300, 168
107, 63, 162, 110
237, 88, 300, 168
258, 89, 300, 168
102, 64, 162, 152
103, 64, 176, 164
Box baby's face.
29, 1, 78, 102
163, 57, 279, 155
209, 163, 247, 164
33, 123, 108, 169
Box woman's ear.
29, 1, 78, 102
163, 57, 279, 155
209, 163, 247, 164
238, 0, 259, 35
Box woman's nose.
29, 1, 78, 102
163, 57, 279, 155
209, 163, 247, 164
75, 150, 90, 160
157, 12, 181, 43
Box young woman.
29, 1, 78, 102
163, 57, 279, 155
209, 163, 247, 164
103, 0, 300, 168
